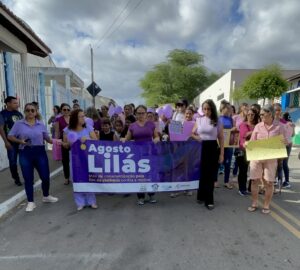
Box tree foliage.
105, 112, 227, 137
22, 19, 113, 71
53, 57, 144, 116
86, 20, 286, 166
234, 64, 289, 103
140, 49, 220, 106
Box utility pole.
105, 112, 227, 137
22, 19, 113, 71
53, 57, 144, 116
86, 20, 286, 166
90, 44, 95, 107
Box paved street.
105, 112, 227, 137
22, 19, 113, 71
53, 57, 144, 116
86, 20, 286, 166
0, 150, 299, 270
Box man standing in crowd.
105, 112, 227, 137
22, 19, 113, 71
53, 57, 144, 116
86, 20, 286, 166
0, 96, 23, 186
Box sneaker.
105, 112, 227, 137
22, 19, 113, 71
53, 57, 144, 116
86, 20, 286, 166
149, 195, 157, 204
282, 182, 291, 189
170, 192, 179, 198
206, 204, 214, 210
137, 199, 145, 205
90, 204, 98, 209
219, 170, 224, 175
184, 191, 193, 196
42, 195, 59, 203
77, 206, 84, 211
238, 190, 248, 196
25, 202, 36, 212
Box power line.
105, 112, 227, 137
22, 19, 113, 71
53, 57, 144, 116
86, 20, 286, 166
95, 0, 144, 49
93, 0, 134, 48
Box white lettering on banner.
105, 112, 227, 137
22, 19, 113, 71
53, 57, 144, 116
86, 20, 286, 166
88, 144, 131, 155
87, 150, 151, 174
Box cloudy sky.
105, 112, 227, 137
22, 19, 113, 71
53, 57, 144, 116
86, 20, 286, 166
3, 0, 300, 105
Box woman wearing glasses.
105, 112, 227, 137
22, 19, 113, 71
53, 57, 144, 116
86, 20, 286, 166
247, 105, 288, 214
8, 103, 58, 212
122, 105, 160, 205
54, 103, 71, 185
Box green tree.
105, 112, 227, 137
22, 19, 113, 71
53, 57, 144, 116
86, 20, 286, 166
140, 49, 219, 106
234, 64, 288, 105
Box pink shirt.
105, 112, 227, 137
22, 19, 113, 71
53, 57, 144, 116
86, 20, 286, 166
239, 122, 254, 149
196, 116, 221, 141
250, 121, 287, 141
233, 114, 244, 130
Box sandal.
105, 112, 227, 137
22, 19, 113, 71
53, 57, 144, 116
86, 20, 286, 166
248, 205, 258, 212
262, 208, 271, 214
224, 184, 233, 190
64, 179, 70, 185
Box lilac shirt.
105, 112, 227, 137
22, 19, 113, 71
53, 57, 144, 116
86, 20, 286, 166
8, 119, 49, 149
196, 116, 221, 141
64, 125, 94, 141
129, 121, 155, 142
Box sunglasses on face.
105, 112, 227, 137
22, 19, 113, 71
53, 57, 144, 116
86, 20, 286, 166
62, 108, 70, 112
25, 109, 35, 113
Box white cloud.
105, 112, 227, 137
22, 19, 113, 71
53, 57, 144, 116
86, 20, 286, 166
5, 0, 300, 105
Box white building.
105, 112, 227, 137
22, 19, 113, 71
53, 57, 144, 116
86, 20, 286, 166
195, 69, 300, 110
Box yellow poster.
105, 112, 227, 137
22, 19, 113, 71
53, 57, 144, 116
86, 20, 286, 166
246, 135, 287, 161
223, 129, 239, 148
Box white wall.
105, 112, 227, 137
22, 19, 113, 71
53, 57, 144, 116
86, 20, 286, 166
199, 70, 232, 110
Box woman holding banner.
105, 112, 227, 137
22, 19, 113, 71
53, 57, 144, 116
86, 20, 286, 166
122, 105, 160, 205
191, 99, 224, 210
247, 105, 288, 214
64, 109, 98, 211
170, 106, 195, 198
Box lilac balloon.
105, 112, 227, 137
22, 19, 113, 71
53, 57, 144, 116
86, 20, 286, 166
163, 104, 173, 119
67, 131, 78, 144
85, 117, 94, 127
114, 106, 123, 115
156, 107, 164, 117
108, 105, 115, 117
197, 107, 204, 116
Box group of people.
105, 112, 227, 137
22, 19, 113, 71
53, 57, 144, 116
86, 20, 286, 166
0, 95, 295, 214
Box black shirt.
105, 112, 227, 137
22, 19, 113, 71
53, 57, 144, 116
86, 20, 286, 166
99, 131, 114, 141
0, 109, 23, 136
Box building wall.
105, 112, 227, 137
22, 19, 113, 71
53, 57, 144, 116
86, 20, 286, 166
198, 70, 232, 110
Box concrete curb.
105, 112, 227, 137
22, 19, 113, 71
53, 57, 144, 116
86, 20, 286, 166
0, 166, 63, 219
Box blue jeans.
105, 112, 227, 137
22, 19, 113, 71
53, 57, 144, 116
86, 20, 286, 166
7, 142, 20, 181
19, 146, 50, 202
223, 148, 233, 184
277, 145, 291, 183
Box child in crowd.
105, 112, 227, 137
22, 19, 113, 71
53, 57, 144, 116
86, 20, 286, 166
99, 118, 114, 141
113, 119, 124, 141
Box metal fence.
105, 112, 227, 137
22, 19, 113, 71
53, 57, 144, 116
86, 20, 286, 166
12, 59, 40, 111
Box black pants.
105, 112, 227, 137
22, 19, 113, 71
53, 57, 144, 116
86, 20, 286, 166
137, 193, 155, 199
61, 147, 70, 179
197, 140, 219, 206
236, 151, 249, 192
7, 142, 20, 181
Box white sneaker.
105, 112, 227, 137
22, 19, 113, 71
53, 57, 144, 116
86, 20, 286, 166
170, 192, 179, 198
25, 202, 36, 212
42, 195, 59, 203
137, 199, 145, 205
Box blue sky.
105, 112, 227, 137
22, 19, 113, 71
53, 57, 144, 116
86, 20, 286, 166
4, 0, 300, 105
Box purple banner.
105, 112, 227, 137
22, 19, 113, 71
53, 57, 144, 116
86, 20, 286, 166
71, 141, 201, 193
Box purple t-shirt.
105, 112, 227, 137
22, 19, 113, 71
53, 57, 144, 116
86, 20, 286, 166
8, 119, 49, 149
196, 116, 221, 141
129, 121, 155, 142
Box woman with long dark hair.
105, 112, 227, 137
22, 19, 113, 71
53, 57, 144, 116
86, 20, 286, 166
8, 103, 58, 212
191, 99, 224, 210
236, 108, 260, 195
64, 109, 98, 211
54, 103, 71, 185
122, 105, 160, 205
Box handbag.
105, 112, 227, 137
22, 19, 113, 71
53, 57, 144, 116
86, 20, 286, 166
52, 139, 62, 161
